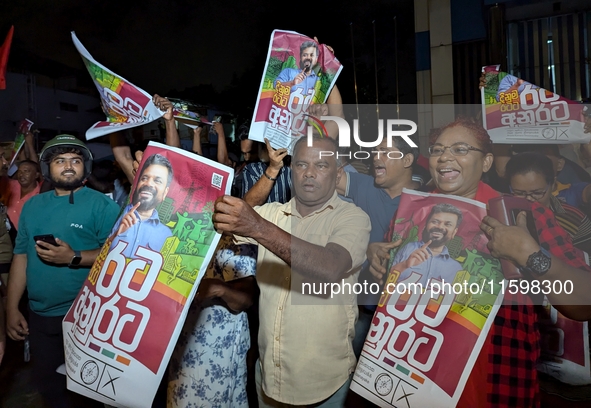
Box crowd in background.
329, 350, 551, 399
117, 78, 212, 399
0, 78, 591, 408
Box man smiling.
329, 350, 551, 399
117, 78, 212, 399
275, 40, 320, 94
110, 153, 173, 258
390, 203, 464, 286
6, 135, 119, 407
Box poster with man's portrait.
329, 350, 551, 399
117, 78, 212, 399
63, 142, 233, 407
351, 189, 506, 408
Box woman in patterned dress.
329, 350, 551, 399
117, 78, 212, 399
168, 235, 258, 408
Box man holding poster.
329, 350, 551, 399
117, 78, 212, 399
214, 136, 370, 407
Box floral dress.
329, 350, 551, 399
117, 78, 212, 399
167, 236, 257, 408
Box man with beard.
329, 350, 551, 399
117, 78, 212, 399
275, 40, 320, 95
110, 153, 173, 258
390, 203, 464, 286
6, 135, 119, 407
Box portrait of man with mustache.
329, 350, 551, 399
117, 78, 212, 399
389, 203, 464, 287
274, 40, 320, 95
110, 153, 174, 258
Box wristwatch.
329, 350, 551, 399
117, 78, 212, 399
69, 250, 82, 267
520, 247, 552, 277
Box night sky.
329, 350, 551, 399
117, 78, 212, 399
1, 0, 416, 115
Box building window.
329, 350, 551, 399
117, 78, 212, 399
507, 11, 591, 101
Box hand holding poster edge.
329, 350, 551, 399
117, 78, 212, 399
8, 118, 33, 169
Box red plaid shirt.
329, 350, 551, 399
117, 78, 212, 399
385, 185, 590, 407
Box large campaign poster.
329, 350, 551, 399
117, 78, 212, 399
71, 32, 164, 140
250, 30, 343, 149
350, 189, 506, 407
481, 65, 590, 144
62, 142, 233, 407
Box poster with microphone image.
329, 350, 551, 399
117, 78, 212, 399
249, 30, 343, 149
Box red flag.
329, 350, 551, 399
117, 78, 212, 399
0, 26, 14, 90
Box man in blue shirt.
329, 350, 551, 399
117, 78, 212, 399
336, 138, 418, 243
241, 139, 292, 205
390, 203, 464, 287
495, 74, 535, 102
111, 153, 173, 258
275, 40, 320, 97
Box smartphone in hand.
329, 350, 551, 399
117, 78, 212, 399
34, 234, 58, 247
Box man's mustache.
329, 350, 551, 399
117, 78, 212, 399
137, 185, 157, 198
302, 182, 319, 190
428, 227, 446, 236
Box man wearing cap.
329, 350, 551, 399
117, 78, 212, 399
5, 135, 120, 407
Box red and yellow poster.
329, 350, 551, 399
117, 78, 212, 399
350, 189, 505, 407
481, 65, 589, 144
63, 142, 233, 407
250, 30, 342, 149
72, 32, 164, 140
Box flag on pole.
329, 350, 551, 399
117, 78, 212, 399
0, 25, 14, 90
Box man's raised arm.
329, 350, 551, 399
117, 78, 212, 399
214, 195, 369, 282
153, 94, 180, 148
243, 138, 288, 206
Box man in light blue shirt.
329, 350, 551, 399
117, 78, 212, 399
275, 40, 320, 96
495, 74, 536, 102
391, 203, 464, 286
111, 153, 173, 258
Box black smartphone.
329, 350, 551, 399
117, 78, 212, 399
34, 234, 58, 247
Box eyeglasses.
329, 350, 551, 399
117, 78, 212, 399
509, 185, 550, 201
428, 143, 485, 157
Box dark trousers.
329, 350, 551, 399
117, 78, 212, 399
28, 310, 101, 408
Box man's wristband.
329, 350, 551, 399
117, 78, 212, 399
263, 170, 277, 181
